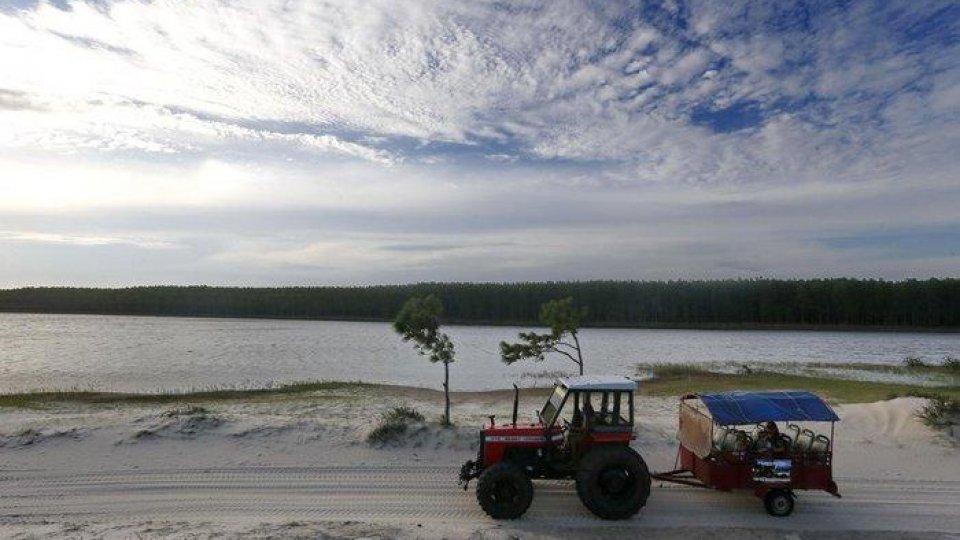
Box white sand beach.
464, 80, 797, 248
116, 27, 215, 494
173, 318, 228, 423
0, 386, 957, 539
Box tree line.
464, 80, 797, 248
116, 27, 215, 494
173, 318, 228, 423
0, 278, 957, 328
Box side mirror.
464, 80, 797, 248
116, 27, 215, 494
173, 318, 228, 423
535, 410, 543, 424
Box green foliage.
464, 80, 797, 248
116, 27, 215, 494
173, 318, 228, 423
393, 295, 455, 365
366, 405, 425, 445
393, 295, 455, 425
943, 356, 960, 371
0, 380, 367, 408
540, 297, 588, 338
366, 420, 407, 445
1, 278, 957, 328
501, 298, 587, 375
639, 363, 707, 378
637, 364, 960, 403
384, 404, 425, 423
915, 395, 959, 428
903, 356, 927, 368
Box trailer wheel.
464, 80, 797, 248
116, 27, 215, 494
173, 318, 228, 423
575, 445, 651, 520
764, 489, 794, 517
476, 463, 533, 519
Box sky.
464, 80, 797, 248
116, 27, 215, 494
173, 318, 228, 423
0, 0, 958, 287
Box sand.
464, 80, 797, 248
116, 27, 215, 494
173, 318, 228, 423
0, 387, 957, 539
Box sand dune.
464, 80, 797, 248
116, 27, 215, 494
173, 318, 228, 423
0, 388, 957, 538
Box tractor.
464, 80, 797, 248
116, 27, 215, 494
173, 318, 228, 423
458, 375, 651, 520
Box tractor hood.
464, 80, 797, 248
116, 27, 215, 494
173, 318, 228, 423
482, 422, 564, 443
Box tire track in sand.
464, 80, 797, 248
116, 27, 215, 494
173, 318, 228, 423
1, 467, 958, 533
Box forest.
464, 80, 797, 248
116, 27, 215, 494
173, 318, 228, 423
0, 279, 957, 329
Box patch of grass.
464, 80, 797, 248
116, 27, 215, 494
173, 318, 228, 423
366, 405, 425, 445
638, 363, 708, 378
161, 405, 209, 417
384, 405, 424, 423
366, 420, 408, 445
637, 363, 960, 403
944, 356, 960, 371
799, 361, 959, 386
806, 361, 956, 373
914, 394, 959, 429
0, 380, 373, 409
802, 362, 899, 373
0, 395, 35, 408
903, 356, 927, 368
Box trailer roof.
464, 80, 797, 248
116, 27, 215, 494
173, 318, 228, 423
557, 375, 637, 391
692, 391, 839, 426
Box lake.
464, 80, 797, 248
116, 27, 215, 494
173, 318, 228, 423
0, 313, 957, 393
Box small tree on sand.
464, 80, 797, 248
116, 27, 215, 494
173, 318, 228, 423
393, 295, 455, 425
500, 297, 588, 375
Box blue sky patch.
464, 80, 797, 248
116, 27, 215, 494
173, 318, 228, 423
823, 226, 960, 259
690, 101, 765, 133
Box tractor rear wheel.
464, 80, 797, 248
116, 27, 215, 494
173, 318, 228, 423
575, 445, 650, 520
476, 462, 533, 519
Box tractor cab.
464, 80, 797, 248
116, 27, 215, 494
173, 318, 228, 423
460, 376, 650, 520
541, 376, 636, 436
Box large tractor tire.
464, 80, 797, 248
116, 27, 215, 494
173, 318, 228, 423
475, 462, 534, 519
575, 445, 651, 520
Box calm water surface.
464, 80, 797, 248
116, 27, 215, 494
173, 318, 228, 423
0, 313, 957, 393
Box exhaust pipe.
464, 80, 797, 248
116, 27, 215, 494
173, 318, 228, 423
512, 384, 519, 427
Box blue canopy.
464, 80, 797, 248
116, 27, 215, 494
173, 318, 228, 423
696, 391, 839, 426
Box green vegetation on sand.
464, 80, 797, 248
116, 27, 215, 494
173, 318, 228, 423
366, 405, 427, 445
2, 368, 957, 413
637, 363, 960, 403
0, 381, 370, 409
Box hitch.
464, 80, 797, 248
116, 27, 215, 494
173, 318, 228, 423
458, 459, 481, 490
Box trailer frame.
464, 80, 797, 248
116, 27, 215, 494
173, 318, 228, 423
652, 391, 841, 516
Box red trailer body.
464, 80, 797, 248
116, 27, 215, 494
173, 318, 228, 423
676, 444, 840, 495
653, 391, 841, 516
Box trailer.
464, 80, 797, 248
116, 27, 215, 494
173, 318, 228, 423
652, 391, 841, 516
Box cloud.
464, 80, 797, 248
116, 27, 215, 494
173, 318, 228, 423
0, 0, 957, 285
0, 230, 176, 249
0, 88, 46, 111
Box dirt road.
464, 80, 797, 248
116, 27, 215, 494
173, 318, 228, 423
2, 466, 958, 536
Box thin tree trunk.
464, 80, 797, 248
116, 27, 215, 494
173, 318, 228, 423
572, 333, 584, 375
443, 360, 451, 425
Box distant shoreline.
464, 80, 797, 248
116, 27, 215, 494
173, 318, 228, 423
1, 309, 957, 333
1, 362, 956, 405
3, 280, 957, 330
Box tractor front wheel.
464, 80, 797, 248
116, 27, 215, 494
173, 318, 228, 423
476, 462, 533, 519
575, 445, 651, 520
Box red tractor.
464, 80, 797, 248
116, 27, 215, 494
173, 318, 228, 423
458, 376, 651, 520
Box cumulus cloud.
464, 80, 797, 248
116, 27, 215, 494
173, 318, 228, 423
0, 0, 957, 285
0, 231, 177, 249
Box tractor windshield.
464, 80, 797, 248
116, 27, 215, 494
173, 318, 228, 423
541, 385, 567, 425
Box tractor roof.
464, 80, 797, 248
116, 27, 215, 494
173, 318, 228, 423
557, 375, 637, 391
